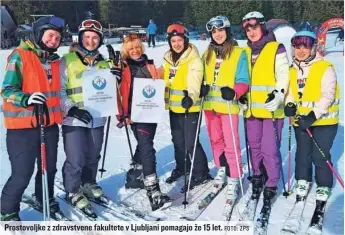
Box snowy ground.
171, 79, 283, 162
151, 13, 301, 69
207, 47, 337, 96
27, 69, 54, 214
0, 27, 343, 235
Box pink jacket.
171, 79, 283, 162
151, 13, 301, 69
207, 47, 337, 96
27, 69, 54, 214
285, 54, 337, 119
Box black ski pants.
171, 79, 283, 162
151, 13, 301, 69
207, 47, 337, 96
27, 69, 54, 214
148, 34, 156, 47
1, 124, 59, 215
169, 111, 209, 179
62, 125, 104, 193
131, 123, 157, 177
294, 124, 338, 188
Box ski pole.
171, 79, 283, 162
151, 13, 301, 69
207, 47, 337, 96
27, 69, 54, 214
239, 95, 252, 181
186, 97, 204, 200
39, 104, 50, 221
266, 93, 288, 197
305, 128, 344, 189
99, 116, 111, 178
227, 101, 244, 197
182, 90, 190, 208
287, 117, 292, 195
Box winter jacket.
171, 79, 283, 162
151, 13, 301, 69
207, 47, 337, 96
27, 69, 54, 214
117, 55, 159, 119
147, 22, 157, 35
202, 46, 249, 114
2, 40, 62, 129
163, 44, 203, 113
60, 43, 109, 128
286, 54, 339, 125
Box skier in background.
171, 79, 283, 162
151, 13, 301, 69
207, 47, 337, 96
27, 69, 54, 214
201, 15, 249, 214
1, 16, 65, 221
240, 11, 289, 220
162, 23, 212, 193
285, 28, 339, 213
147, 19, 157, 48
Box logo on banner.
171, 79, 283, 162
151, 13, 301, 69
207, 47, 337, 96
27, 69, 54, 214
92, 76, 107, 90
142, 85, 156, 98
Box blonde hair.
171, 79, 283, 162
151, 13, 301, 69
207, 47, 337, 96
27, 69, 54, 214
121, 38, 145, 59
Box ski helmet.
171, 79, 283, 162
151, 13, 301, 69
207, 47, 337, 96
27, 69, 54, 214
206, 15, 232, 44
32, 16, 65, 53
167, 23, 189, 49
241, 11, 266, 31
291, 30, 317, 61
78, 19, 104, 52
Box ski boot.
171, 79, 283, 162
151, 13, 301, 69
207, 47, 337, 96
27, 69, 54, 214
180, 173, 213, 193
258, 187, 277, 227
295, 179, 311, 201
250, 175, 264, 200
223, 177, 239, 218
67, 190, 97, 219
32, 194, 67, 221
144, 174, 171, 211
0, 212, 21, 221
212, 167, 227, 194
308, 186, 330, 231
166, 169, 188, 184
82, 183, 109, 204
125, 165, 144, 189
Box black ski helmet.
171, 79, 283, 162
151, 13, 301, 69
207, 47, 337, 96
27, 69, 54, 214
167, 23, 189, 50
78, 19, 104, 52
32, 16, 65, 53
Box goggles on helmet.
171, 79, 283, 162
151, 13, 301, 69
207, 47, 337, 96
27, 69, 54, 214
80, 19, 103, 31
291, 36, 315, 48
206, 18, 230, 32
242, 18, 260, 30
123, 34, 139, 42
167, 24, 186, 35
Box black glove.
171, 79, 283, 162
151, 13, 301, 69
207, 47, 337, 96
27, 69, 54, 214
220, 86, 236, 101
239, 95, 247, 105
295, 111, 317, 129
110, 67, 122, 83
67, 107, 93, 125
284, 102, 297, 117
181, 90, 193, 109
199, 84, 210, 98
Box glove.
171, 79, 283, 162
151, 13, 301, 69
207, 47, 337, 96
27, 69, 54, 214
67, 106, 93, 125
295, 111, 317, 129
110, 67, 122, 83
181, 90, 193, 109
199, 84, 210, 98
284, 102, 297, 117
239, 95, 248, 111
25, 92, 47, 106
220, 86, 236, 101
265, 90, 284, 112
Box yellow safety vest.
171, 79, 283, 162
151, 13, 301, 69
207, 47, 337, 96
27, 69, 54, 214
244, 42, 285, 119
63, 52, 110, 108
163, 60, 201, 113
289, 60, 340, 126
202, 47, 242, 114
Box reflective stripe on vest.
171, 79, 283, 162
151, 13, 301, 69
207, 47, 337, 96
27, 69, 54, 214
243, 42, 284, 119
202, 47, 242, 114
289, 60, 340, 126
3, 48, 62, 129
163, 60, 201, 113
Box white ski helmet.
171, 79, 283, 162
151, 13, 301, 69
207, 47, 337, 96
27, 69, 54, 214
242, 11, 266, 29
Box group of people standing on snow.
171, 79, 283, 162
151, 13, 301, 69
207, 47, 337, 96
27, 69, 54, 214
0, 10, 340, 222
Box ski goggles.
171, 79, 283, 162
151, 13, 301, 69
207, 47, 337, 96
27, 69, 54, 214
81, 19, 102, 31
167, 24, 186, 35
206, 19, 230, 32
242, 19, 260, 30
291, 36, 315, 48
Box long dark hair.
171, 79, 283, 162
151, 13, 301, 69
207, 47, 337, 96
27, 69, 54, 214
205, 38, 237, 65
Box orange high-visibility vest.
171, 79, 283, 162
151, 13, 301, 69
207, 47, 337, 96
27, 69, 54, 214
3, 48, 62, 129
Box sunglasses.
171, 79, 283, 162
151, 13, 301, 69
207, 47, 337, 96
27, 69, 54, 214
291, 36, 315, 48
206, 19, 230, 32
242, 19, 260, 30
81, 19, 102, 31
167, 24, 186, 35
123, 34, 139, 42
